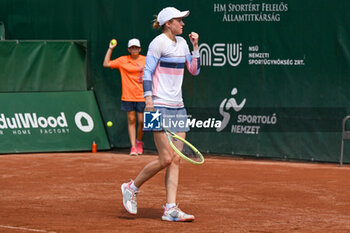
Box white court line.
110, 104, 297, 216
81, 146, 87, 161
207, 157, 350, 170
0, 225, 57, 233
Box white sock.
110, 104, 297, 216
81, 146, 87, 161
166, 203, 176, 210
130, 181, 139, 191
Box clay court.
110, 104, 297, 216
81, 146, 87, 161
0, 152, 349, 233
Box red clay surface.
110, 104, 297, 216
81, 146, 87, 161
0, 152, 349, 233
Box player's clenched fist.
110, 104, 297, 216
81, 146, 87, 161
189, 32, 199, 49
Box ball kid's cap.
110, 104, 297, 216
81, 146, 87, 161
128, 38, 141, 48
157, 7, 190, 26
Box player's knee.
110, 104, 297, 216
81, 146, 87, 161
159, 155, 173, 168
162, 158, 173, 168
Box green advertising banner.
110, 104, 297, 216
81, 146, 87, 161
0, 91, 110, 153
0, 40, 87, 92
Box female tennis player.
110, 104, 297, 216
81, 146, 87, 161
121, 7, 200, 222
103, 38, 146, 156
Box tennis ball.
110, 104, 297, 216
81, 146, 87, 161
110, 39, 116, 46
107, 121, 113, 127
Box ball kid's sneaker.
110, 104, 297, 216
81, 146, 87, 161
136, 140, 144, 155
129, 147, 138, 156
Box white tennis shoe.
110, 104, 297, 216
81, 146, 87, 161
161, 204, 195, 222
121, 181, 138, 214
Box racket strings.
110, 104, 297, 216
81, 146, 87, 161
172, 138, 202, 162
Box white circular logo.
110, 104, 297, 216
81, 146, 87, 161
74, 112, 94, 133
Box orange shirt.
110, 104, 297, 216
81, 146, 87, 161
109, 55, 146, 102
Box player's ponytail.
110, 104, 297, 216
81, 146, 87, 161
152, 15, 161, 29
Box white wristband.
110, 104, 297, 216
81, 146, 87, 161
192, 50, 200, 58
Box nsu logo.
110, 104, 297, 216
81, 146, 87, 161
199, 43, 242, 67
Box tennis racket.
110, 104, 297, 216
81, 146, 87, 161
163, 127, 204, 165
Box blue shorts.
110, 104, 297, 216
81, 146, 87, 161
143, 107, 190, 133
120, 101, 145, 112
